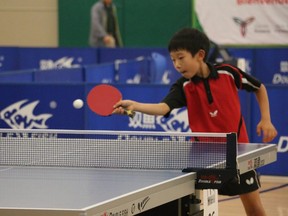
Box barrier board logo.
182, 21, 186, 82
278, 136, 288, 153
161, 70, 171, 84
126, 74, 141, 84
0, 99, 52, 129
39, 57, 82, 70
128, 108, 189, 132
0, 55, 4, 71
272, 61, 288, 84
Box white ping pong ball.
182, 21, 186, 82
73, 99, 84, 109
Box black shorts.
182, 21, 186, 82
218, 170, 261, 196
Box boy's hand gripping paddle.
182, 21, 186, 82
87, 84, 135, 118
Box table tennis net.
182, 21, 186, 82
0, 129, 236, 170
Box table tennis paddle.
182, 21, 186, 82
87, 84, 135, 118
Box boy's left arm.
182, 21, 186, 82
254, 84, 278, 143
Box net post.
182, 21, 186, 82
226, 132, 237, 170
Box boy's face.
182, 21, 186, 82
170, 49, 203, 79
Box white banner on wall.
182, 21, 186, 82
195, 0, 288, 45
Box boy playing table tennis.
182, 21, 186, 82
113, 28, 277, 216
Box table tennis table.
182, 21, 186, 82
0, 129, 277, 216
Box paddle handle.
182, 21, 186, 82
124, 109, 136, 118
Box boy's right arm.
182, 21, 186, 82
113, 100, 170, 116
254, 84, 278, 142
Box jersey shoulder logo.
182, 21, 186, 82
209, 110, 218, 118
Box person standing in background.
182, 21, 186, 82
89, 0, 123, 47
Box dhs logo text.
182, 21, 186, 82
278, 136, 288, 153
272, 61, 288, 84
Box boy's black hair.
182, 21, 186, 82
168, 28, 210, 61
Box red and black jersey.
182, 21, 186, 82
162, 63, 262, 143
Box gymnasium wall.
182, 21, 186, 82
0, 0, 58, 47
0, 0, 191, 48
58, 0, 192, 47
